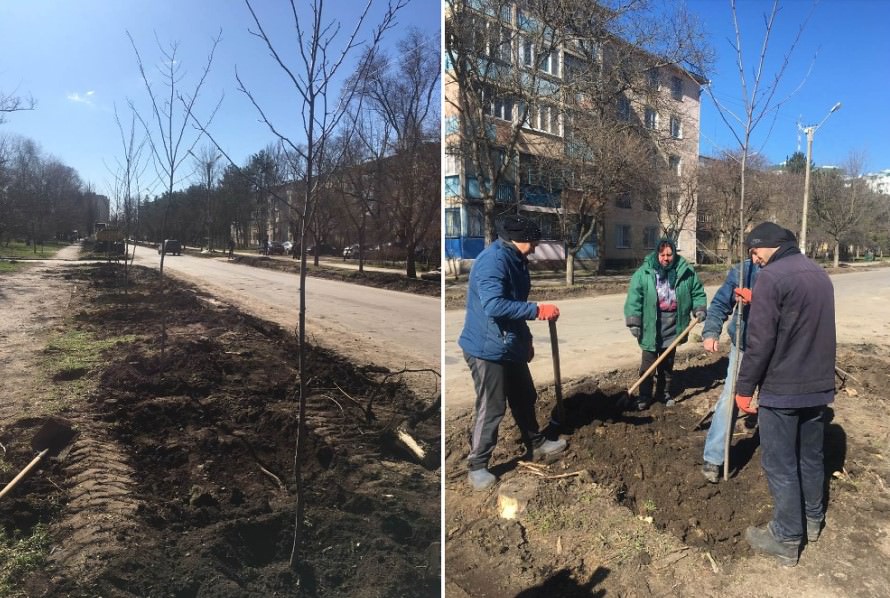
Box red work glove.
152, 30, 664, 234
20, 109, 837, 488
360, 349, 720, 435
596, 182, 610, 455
734, 288, 752, 305
735, 394, 758, 415
536, 304, 560, 321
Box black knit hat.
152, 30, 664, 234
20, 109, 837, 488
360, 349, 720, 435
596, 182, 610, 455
745, 222, 797, 249
498, 215, 542, 242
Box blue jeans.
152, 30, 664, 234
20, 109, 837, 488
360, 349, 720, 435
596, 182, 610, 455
703, 344, 739, 466
759, 405, 827, 542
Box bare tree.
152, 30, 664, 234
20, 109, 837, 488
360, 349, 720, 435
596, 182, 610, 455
238, 0, 404, 569
446, 0, 571, 243
127, 30, 222, 276
811, 151, 875, 267
128, 30, 222, 363
190, 144, 221, 251
0, 87, 35, 124
447, 0, 711, 281
704, 0, 815, 480
356, 28, 441, 278
109, 102, 149, 277
697, 151, 775, 264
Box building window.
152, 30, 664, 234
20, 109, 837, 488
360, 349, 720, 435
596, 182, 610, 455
643, 226, 659, 249
670, 116, 682, 139
647, 68, 660, 90
467, 205, 484, 237
671, 76, 683, 100
527, 104, 560, 136
444, 153, 460, 176
615, 192, 632, 209
493, 95, 514, 121
669, 155, 682, 176
615, 224, 632, 249
644, 107, 657, 130
519, 36, 559, 77
445, 208, 461, 238
617, 96, 631, 121
539, 49, 559, 76
521, 37, 534, 67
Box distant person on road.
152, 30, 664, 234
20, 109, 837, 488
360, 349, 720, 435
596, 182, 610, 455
624, 238, 707, 410
699, 257, 761, 483
227, 239, 235, 259
735, 222, 836, 566
458, 215, 567, 491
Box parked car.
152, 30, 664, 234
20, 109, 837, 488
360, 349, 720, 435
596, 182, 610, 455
342, 243, 360, 259
158, 239, 182, 255
268, 241, 286, 255
282, 241, 294, 253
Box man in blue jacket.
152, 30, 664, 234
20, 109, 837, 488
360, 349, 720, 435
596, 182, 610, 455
458, 215, 566, 491
735, 222, 836, 566
699, 258, 760, 483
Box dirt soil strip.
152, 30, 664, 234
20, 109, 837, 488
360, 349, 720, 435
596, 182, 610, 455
445, 348, 890, 597
0, 258, 439, 597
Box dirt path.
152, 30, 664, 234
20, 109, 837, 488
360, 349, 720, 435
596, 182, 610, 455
0, 251, 439, 596
0, 245, 80, 425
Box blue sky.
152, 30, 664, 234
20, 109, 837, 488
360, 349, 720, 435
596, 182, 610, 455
0, 0, 440, 196
687, 0, 890, 173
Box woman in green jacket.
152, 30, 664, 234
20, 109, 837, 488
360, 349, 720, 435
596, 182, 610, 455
624, 238, 707, 410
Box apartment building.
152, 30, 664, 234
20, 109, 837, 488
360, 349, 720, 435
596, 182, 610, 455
444, 1, 705, 271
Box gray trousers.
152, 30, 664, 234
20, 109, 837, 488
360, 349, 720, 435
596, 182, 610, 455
464, 352, 543, 471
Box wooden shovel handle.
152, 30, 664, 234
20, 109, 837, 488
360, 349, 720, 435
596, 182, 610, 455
548, 319, 565, 424
627, 316, 700, 395
0, 449, 49, 500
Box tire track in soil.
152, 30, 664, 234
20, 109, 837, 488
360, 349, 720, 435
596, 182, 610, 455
49, 421, 145, 575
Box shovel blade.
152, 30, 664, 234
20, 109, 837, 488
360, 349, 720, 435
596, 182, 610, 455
30, 417, 77, 456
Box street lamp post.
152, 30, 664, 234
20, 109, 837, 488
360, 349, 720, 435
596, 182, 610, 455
799, 101, 842, 256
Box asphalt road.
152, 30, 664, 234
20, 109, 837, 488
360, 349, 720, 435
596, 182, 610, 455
444, 266, 890, 416
131, 248, 440, 373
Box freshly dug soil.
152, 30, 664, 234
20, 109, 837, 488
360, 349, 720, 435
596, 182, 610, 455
445, 347, 890, 597
0, 263, 439, 597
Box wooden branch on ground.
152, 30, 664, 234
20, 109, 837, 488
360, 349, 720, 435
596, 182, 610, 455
517, 461, 585, 480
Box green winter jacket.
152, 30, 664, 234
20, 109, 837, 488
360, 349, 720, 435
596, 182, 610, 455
624, 254, 707, 352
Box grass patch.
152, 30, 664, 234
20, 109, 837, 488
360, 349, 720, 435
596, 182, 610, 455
0, 261, 25, 274
0, 525, 50, 597
0, 241, 66, 259
41, 329, 139, 411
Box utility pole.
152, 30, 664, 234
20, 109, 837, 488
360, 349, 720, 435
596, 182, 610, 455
799, 102, 842, 255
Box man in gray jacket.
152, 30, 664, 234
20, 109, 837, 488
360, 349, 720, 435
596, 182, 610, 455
735, 222, 836, 566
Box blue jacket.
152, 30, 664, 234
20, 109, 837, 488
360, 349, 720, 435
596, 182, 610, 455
458, 239, 539, 362
701, 260, 760, 350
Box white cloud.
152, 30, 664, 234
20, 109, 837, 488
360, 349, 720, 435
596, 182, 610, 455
66, 90, 96, 106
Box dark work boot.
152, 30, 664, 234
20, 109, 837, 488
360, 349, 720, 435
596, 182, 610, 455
533, 438, 567, 460
745, 524, 800, 566
806, 518, 823, 543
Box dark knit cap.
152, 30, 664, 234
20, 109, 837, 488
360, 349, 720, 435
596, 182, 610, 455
498, 215, 542, 242
745, 222, 797, 249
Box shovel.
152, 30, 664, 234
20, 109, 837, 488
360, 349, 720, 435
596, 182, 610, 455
0, 417, 77, 500
627, 316, 700, 398
548, 320, 566, 427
